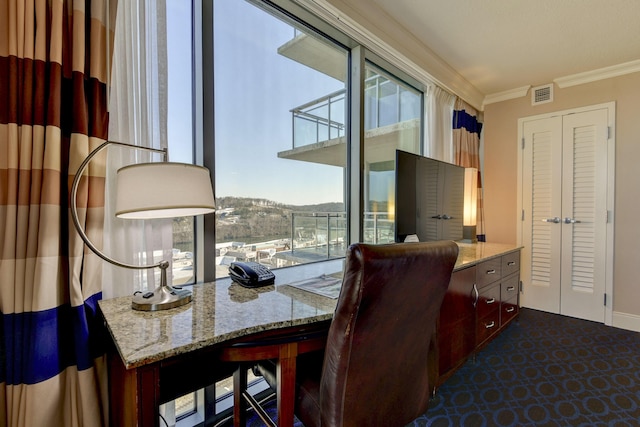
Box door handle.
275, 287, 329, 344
564, 217, 581, 224
441, 214, 453, 220
543, 217, 561, 223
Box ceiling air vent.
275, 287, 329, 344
531, 84, 553, 105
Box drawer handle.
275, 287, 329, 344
507, 286, 515, 292
507, 261, 516, 266
506, 307, 515, 313
486, 298, 496, 305
472, 284, 479, 308
485, 321, 496, 329
486, 269, 496, 275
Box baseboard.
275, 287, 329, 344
612, 311, 640, 332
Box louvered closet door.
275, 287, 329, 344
521, 109, 608, 322
521, 117, 563, 313
559, 110, 608, 322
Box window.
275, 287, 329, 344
212, 1, 349, 278
163, 0, 431, 423
363, 63, 422, 244
167, 0, 196, 286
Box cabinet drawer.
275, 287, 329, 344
502, 251, 520, 277
476, 310, 500, 345
476, 258, 502, 288
477, 282, 500, 319
501, 274, 519, 301
501, 296, 519, 326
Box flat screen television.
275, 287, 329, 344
395, 150, 464, 243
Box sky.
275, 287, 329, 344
166, 0, 347, 206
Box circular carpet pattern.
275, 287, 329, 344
411, 308, 640, 426
222, 308, 640, 426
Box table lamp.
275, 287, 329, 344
70, 140, 215, 311
462, 167, 478, 243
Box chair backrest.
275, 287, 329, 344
319, 241, 458, 426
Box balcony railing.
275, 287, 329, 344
363, 211, 395, 244
214, 210, 397, 277
289, 75, 420, 150
291, 212, 347, 259
291, 90, 345, 148
291, 211, 395, 257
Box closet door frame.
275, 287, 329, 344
516, 102, 615, 326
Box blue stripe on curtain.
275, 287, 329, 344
453, 109, 483, 136
0, 292, 104, 385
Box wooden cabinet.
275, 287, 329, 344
436, 248, 520, 386
437, 265, 476, 381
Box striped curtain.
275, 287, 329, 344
1, 1, 116, 426
453, 98, 485, 241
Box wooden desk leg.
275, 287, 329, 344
108, 352, 161, 427
276, 343, 297, 427
233, 365, 248, 427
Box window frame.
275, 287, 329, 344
197, 0, 428, 282
179, 0, 432, 422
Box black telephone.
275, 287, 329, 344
229, 261, 275, 288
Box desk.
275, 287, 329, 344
99, 243, 519, 426
99, 259, 342, 426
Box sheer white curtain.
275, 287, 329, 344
424, 84, 456, 162
103, 0, 173, 298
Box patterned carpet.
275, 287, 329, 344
226, 308, 640, 426
413, 308, 640, 426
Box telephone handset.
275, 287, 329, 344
229, 261, 275, 288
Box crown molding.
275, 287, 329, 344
483, 86, 531, 107
301, 0, 485, 110
554, 59, 640, 88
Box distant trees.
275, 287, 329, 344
172, 197, 353, 246
214, 197, 345, 243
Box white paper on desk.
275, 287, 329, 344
287, 275, 342, 299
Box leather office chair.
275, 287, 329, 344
253, 240, 459, 427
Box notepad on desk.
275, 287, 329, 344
286, 274, 343, 299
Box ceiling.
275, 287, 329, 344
365, 0, 640, 97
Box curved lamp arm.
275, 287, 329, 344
70, 140, 167, 271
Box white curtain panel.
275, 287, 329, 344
424, 85, 456, 163
103, 0, 173, 298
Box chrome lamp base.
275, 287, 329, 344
131, 261, 193, 311
132, 284, 192, 311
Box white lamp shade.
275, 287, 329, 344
115, 162, 215, 219
463, 168, 478, 227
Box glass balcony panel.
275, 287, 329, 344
400, 88, 420, 121
292, 212, 347, 261
294, 116, 319, 148
378, 94, 399, 127
307, 103, 329, 121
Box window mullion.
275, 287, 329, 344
348, 45, 365, 245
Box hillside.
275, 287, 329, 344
214, 197, 345, 243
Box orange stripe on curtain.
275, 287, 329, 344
0, 1, 117, 426
453, 98, 485, 241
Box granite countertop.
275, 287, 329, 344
99, 242, 520, 370
454, 242, 522, 270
